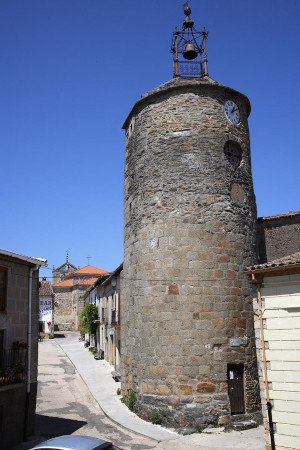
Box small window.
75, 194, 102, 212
0, 268, 7, 312
224, 141, 242, 168
126, 117, 135, 139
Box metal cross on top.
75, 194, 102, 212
171, 1, 208, 79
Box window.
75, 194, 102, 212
224, 141, 242, 168
0, 268, 7, 312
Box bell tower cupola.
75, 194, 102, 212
171, 1, 208, 78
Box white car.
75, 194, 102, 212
30, 435, 123, 450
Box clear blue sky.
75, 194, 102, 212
1, 0, 299, 277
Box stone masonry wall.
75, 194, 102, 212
257, 213, 300, 263
53, 288, 73, 329
0, 255, 39, 447
122, 78, 261, 430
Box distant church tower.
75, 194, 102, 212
121, 4, 260, 430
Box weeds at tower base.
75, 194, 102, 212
121, 389, 137, 411
149, 411, 162, 424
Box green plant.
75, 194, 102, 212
128, 390, 136, 411
149, 411, 162, 425
79, 304, 98, 335
116, 388, 121, 395
121, 390, 136, 411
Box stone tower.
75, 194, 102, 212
121, 5, 260, 431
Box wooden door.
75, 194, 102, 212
227, 364, 245, 415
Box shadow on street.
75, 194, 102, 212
53, 333, 66, 338
12, 414, 87, 449
35, 413, 87, 439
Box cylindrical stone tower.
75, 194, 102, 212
121, 4, 261, 427
121, 76, 261, 430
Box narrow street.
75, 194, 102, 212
13, 333, 265, 450
14, 334, 157, 450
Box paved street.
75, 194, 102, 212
13, 333, 265, 450
14, 336, 157, 450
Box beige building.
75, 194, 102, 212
0, 249, 47, 449
97, 264, 122, 371
85, 264, 122, 371
247, 252, 300, 450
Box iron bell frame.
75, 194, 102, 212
171, 2, 208, 78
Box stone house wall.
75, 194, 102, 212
53, 288, 73, 330
0, 254, 40, 449
72, 285, 88, 330
257, 213, 300, 263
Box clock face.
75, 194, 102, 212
224, 100, 240, 124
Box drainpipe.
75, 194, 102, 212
256, 280, 276, 450
24, 265, 39, 441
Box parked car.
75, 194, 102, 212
30, 435, 124, 450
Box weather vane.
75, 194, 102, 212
171, 2, 208, 78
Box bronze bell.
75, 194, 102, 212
183, 41, 198, 60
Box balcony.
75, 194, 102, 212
0, 349, 27, 387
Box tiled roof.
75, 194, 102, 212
65, 265, 109, 278
39, 280, 54, 296
74, 277, 99, 286
53, 276, 105, 288
246, 251, 300, 273
101, 262, 123, 286
257, 211, 300, 221
52, 279, 73, 287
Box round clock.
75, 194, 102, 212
224, 100, 240, 124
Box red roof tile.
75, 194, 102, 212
74, 277, 100, 286
52, 279, 73, 287
39, 280, 54, 296
258, 211, 300, 221
246, 251, 300, 273
65, 265, 109, 278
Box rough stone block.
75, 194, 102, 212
196, 382, 216, 393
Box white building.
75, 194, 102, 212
39, 278, 54, 337
247, 252, 300, 450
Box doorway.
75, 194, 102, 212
227, 364, 245, 415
